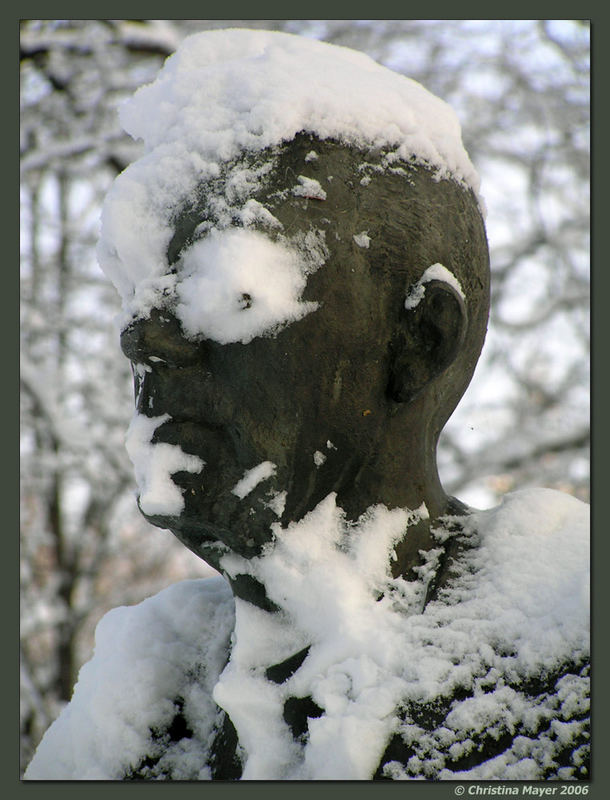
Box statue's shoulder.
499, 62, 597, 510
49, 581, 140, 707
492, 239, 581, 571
25, 576, 235, 780
472, 486, 588, 538
444, 487, 589, 599
375, 488, 590, 781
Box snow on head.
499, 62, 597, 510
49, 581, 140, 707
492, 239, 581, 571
98, 29, 481, 337
119, 29, 478, 184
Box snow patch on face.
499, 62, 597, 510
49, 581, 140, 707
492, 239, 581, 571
232, 461, 277, 499
404, 262, 466, 310
125, 412, 204, 516
173, 228, 325, 344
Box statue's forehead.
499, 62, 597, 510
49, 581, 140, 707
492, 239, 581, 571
167, 140, 358, 260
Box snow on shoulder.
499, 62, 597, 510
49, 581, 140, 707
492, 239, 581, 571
214, 488, 589, 780
24, 577, 235, 780
24, 488, 589, 780
97, 29, 481, 338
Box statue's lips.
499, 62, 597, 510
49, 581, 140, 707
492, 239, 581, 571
147, 417, 250, 505
140, 416, 280, 557
150, 418, 227, 454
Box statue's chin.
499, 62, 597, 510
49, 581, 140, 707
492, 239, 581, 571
140, 491, 283, 562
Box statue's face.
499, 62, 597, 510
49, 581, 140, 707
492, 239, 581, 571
120, 137, 489, 566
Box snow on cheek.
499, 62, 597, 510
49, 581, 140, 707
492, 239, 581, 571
174, 228, 319, 344
125, 413, 204, 516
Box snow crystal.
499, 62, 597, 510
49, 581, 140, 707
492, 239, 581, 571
404, 262, 466, 310
98, 29, 481, 336
125, 413, 203, 516
263, 490, 287, 518
313, 451, 326, 467
353, 231, 371, 248
232, 461, 277, 499
292, 175, 327, 200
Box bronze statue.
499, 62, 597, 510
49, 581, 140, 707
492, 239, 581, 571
119, 133, 490, 594
25, 30, 589, 782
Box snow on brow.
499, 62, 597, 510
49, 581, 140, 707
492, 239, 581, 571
174, 228, 320, 344
97, 29, 481, 335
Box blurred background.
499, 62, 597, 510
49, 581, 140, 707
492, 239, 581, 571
19, 20, 590, 772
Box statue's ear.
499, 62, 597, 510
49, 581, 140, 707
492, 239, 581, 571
387, 280, 467, 404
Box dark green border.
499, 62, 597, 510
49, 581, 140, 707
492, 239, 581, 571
15, 8, 604, 800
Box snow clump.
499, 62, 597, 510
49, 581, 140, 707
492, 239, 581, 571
353, 231, 371, 248
232, 461, 277, 500
214, 488, 588, 779
25, 577, 235, 780
404, 262, 466, 310
174, 228, 321, 344
125, 413, 204, 516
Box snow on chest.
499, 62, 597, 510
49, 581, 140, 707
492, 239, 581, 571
214, 489, 589, 779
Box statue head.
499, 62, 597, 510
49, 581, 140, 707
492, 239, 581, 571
99, 30, 490, 576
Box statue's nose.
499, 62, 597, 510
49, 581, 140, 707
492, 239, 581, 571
120, 308, 203, 368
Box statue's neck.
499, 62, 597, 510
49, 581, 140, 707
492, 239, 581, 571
212, 493, 462, 779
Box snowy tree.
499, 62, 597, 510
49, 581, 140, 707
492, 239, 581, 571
19, 20, 207, 771
20, 19, 589, 773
